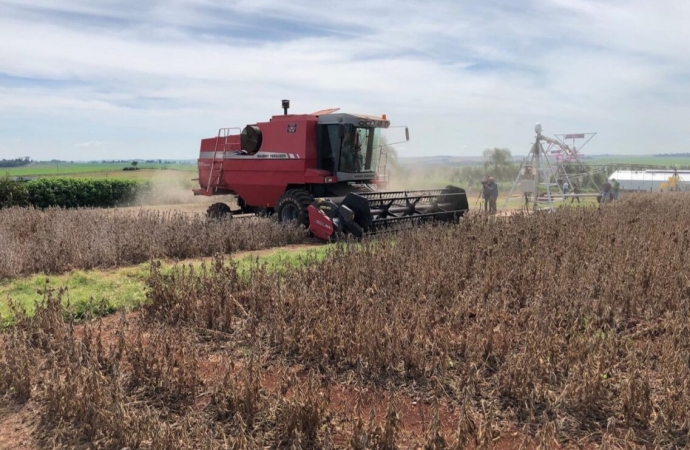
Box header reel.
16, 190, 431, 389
307, 185, 469, 241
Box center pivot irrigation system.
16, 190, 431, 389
192, 100, 470, 241
503, 124, 600, 212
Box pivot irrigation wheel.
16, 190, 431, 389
207, 202, 232, 219
275, 189, 313, 227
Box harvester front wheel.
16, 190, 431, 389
207, 202, 232, 219
275, 189, 313, 227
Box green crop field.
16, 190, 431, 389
2, 162, 197, 178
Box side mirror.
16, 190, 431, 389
405, 127, 409, 141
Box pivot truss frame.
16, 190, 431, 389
503, 128, 600, 212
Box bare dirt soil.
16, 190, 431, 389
0, 405, 37, 450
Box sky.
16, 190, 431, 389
1, 0, 689, 161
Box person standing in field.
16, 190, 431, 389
481, 175, 491, 213
486, 176, 498, 214
571, 183, 581, 203
562, 180, 570, 198
523, 166, 533, 208
612, 178, 620, 200
601, 180, 613, 204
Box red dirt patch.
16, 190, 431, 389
0, 403, 39, 450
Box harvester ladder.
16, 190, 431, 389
206, 127, 241, 194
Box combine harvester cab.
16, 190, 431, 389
194, 100, 469, 241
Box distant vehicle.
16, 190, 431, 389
8, 176, 35, 183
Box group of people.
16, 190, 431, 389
480, 174, 621, 211
599, 178, 620, 203
561, 180, 582, 203
481, 176, 499, 214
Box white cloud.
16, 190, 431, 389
0, 0, 688, 160
75, 141, 106, 148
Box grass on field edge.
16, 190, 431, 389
0, 244, 333, 327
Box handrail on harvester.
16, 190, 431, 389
205, 127, 241, 194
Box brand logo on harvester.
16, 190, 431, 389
358, 119, 390, 128
286, 123, 297, 133
315, 220, 332, 230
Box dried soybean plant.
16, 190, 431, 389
2, 193, 690, 448
142, 193, 690, 447
0, 206, 309, 279
1, 287, 340, 449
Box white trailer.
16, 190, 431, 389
608, 170, 690, 192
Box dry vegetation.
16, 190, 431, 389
2, 193, 690, 449
0, 207, 309, 279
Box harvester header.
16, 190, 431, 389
193, 100, 469, 240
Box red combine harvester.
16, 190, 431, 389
193, 100, 469, 241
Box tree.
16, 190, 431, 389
131, 161, 139, 167
482, 147, 516, 181
0, 157, 32, 168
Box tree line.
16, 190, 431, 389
0, 157, 32, 168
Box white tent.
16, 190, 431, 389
608, 170, 690, 192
